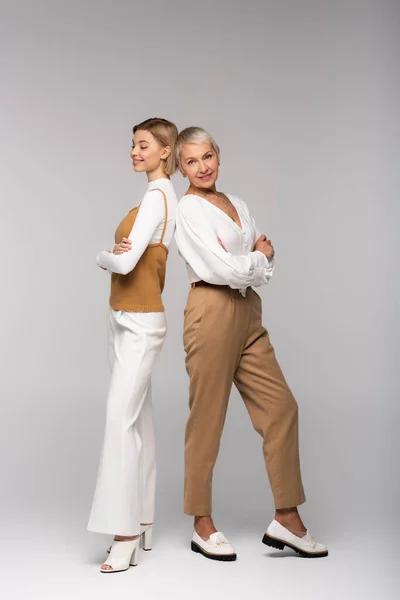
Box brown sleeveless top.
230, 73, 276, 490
109, 188, 169, 312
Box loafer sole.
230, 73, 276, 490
262, 533, 328, 558
191, 541, 237, 561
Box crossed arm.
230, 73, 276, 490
174, 200, 275, 289
96, 190, 165, 275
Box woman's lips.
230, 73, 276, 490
199, 173, 212, 181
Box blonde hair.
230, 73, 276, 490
133, 117, 178, 175
175, 126, 220, 169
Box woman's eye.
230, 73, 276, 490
188, 160, 194, 165
131, 145, 134, 149
205, 154, 212, 159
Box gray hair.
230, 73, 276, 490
175, 126, 220, 169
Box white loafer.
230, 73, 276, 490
191, 530, 237, 561
262, 520, 328, 558
107, 524, 153, 555
100, 539, 140, 573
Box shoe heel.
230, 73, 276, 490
130, 543, 139, 567
142, 526, 153, 551
191, 541, 201, 554
262, 533, 285, 550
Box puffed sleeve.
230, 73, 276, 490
239, 197, 275, 270
175, 198, 273, 288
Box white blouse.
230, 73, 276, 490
175, 193, 274, 295
96, 178, 177, 275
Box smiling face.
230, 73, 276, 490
179, 141, 220, 190
130, 129, 170, 174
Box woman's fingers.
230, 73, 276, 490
112, 238, 132, 254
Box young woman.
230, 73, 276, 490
174, 126, 328, 561
87, 117, 178, 573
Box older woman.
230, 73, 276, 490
174, 126, 328, 561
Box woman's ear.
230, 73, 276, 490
179, 166, 187, 178
161, 146, 171, 160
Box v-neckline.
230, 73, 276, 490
189, 193, 244, 231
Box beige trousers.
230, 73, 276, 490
183, 285, 306, 516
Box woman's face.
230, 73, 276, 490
179, 141, 219, 189
130, 129, 169, 173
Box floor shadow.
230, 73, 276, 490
263, 551, 302, 559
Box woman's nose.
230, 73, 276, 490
198, 161, 208, 173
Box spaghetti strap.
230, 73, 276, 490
151, 188, 168, 245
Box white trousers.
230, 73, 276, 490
87, 308, 166, 536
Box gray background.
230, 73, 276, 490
1, 0, 398, 598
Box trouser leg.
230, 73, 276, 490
137, 381, 156, 525
88, 310, 166, 535
183, 287, 244, 516
233, 290, 306, 509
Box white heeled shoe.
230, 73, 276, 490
100, 538, 140, 573
107, 524, 153, 555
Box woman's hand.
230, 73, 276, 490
255, 234, 275, 259
112, 238, 132, 254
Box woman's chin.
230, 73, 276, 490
196, 178, 217, 189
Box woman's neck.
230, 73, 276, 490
147, 167, 170, 183
188, 184, 218, 197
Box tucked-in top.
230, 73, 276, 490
175, 193, 274, 296
96, 178, 177, 312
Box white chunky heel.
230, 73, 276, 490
100, 539, 140, 573
107, 524, 154, 555
141, 525, 153, 551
